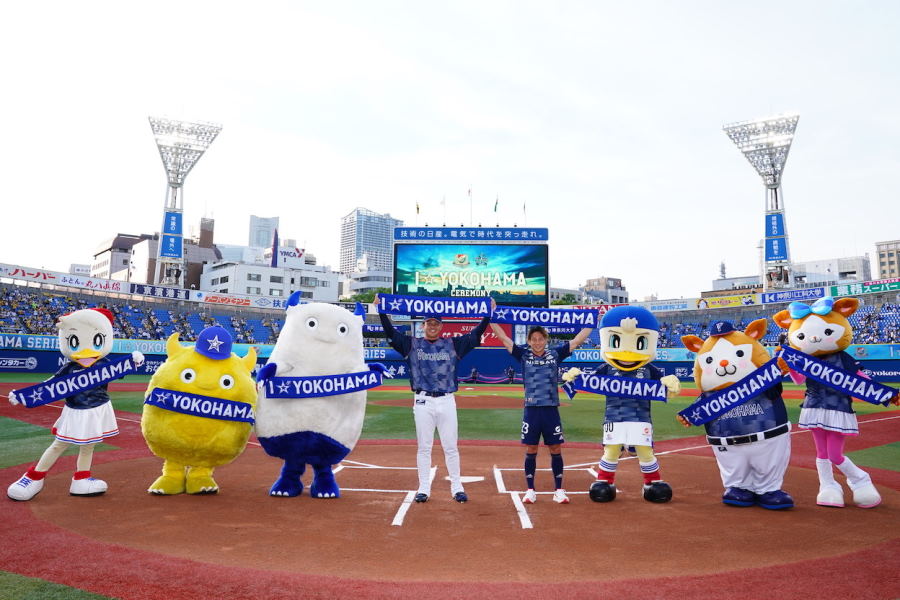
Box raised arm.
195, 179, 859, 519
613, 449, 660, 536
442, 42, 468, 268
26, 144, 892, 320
454, 316, 491, 358
490, 323, 514, 353
374, 294, 412, 357
568, 327, 594, 352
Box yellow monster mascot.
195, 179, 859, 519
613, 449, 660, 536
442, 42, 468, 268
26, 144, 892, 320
142, 326, 257, 495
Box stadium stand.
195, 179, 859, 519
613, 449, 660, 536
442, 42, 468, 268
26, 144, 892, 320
2, 284, 899, 346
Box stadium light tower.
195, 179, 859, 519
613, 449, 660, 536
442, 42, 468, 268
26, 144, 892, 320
149, 116, 222, 287
723, 113, 799, 291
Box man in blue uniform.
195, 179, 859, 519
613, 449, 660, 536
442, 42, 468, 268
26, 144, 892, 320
376, 295, 490, 503
491, 315, 594, 504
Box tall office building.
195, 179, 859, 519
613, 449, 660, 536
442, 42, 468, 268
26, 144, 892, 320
339, 208, 403, 274
875, 239, 900, 279
249, 215, 279, 248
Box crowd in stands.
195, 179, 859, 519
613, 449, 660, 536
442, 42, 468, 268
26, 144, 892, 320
0, 286, 279, 345
2, 285, 900, 347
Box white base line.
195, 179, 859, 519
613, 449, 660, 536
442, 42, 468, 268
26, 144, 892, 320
493, 464, 507, 493
509, 492, 533, 529
392, 491, 415, 526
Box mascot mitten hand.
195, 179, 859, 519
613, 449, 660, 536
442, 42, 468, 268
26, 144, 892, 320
257, 362, 278, 382
368, 362, 393, 377
132, 351, 145, 368
562, 367, 582, 383
661, 374, 681, 396
8, 390, 19, 406
675, 414, 691, 428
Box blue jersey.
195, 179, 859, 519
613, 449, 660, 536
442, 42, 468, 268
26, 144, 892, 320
408, 337, 459, 394
511, 343, 571, 407
596, 362, 663, 424
801, 351, 860, 414
380, 313, 489, 394
704, 384, 788, 437
53, 358, 112, 410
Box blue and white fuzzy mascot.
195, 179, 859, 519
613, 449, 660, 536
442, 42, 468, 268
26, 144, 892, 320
255, 294, 370, 498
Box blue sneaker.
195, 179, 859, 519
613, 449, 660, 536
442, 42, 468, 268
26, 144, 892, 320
756, 489, 794, 510
722, 487, 755, 507
453, 491, 468, 503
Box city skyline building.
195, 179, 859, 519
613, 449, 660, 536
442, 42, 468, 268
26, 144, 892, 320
875, 240, 900, 280
339, 207, 403, 275
249, 215, 280, 248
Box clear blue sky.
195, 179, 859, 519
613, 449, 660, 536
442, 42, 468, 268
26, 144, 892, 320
2, 1, 898, 300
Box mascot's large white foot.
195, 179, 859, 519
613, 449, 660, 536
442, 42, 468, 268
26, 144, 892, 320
70, 476, 107, 497
837, 458, 881, 508
8, 473, 44, 501
815, 459, 844, 507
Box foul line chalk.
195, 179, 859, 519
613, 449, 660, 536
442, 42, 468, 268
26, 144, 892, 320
392, 491, 416, 527
510, 492, 533, 529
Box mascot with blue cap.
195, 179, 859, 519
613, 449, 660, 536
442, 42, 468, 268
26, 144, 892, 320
566, 306, 680, 503
141, 326, 258, 495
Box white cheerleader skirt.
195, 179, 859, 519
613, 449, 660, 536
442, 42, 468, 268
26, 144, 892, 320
53, 403, 119, 444
798, 407, 859, 436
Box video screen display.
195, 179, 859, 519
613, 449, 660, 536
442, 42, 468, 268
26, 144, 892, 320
393, 243, 548, 307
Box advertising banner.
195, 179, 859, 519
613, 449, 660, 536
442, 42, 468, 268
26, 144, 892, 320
765, 212, 785, 237
129, 283, 190, 300
646, 300, 692, 312
695, 294, 758, 309
761, 287, 826, 304
0, 263, 124, 293
765, 237, 788, 262
394, 227, 548, 242
159, 234, 183, 259
832, 279, 900, 297
426, 321, 512, 347
163, 211, 183, 235
394, 243, 548, 307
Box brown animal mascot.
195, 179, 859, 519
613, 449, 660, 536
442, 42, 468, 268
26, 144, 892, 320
678, 319, 793, 509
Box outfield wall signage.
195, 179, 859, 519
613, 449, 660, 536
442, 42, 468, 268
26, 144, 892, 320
761, 287, 826, 304
0, 263, 124, 293
832, 279, 900, 297
130, 283, 190, 300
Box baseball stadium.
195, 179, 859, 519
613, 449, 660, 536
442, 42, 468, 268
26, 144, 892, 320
1, 252, 899, 599
4, 5, 900, 597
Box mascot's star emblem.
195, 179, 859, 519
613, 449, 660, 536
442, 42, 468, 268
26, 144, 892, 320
153, 390, 171, 404
389, 299, 403, 311
206, 335, 225, 352
493, 308, 508, 320
277, 381, 291, 394
689, 408, 702, 422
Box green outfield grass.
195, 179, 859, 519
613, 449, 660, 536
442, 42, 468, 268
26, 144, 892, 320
848, 442, 900, 472
0, 571, 113, 600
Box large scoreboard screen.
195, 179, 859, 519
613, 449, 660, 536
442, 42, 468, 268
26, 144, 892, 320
393, 243, 548, 307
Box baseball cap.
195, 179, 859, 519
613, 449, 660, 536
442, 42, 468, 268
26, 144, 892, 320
424, 315, 443, 323
194, 326, 233, 360
709, 321, 736, 337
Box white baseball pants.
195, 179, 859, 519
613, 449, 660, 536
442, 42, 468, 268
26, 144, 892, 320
712, 429, 791, 494
413, 392, 463, 496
